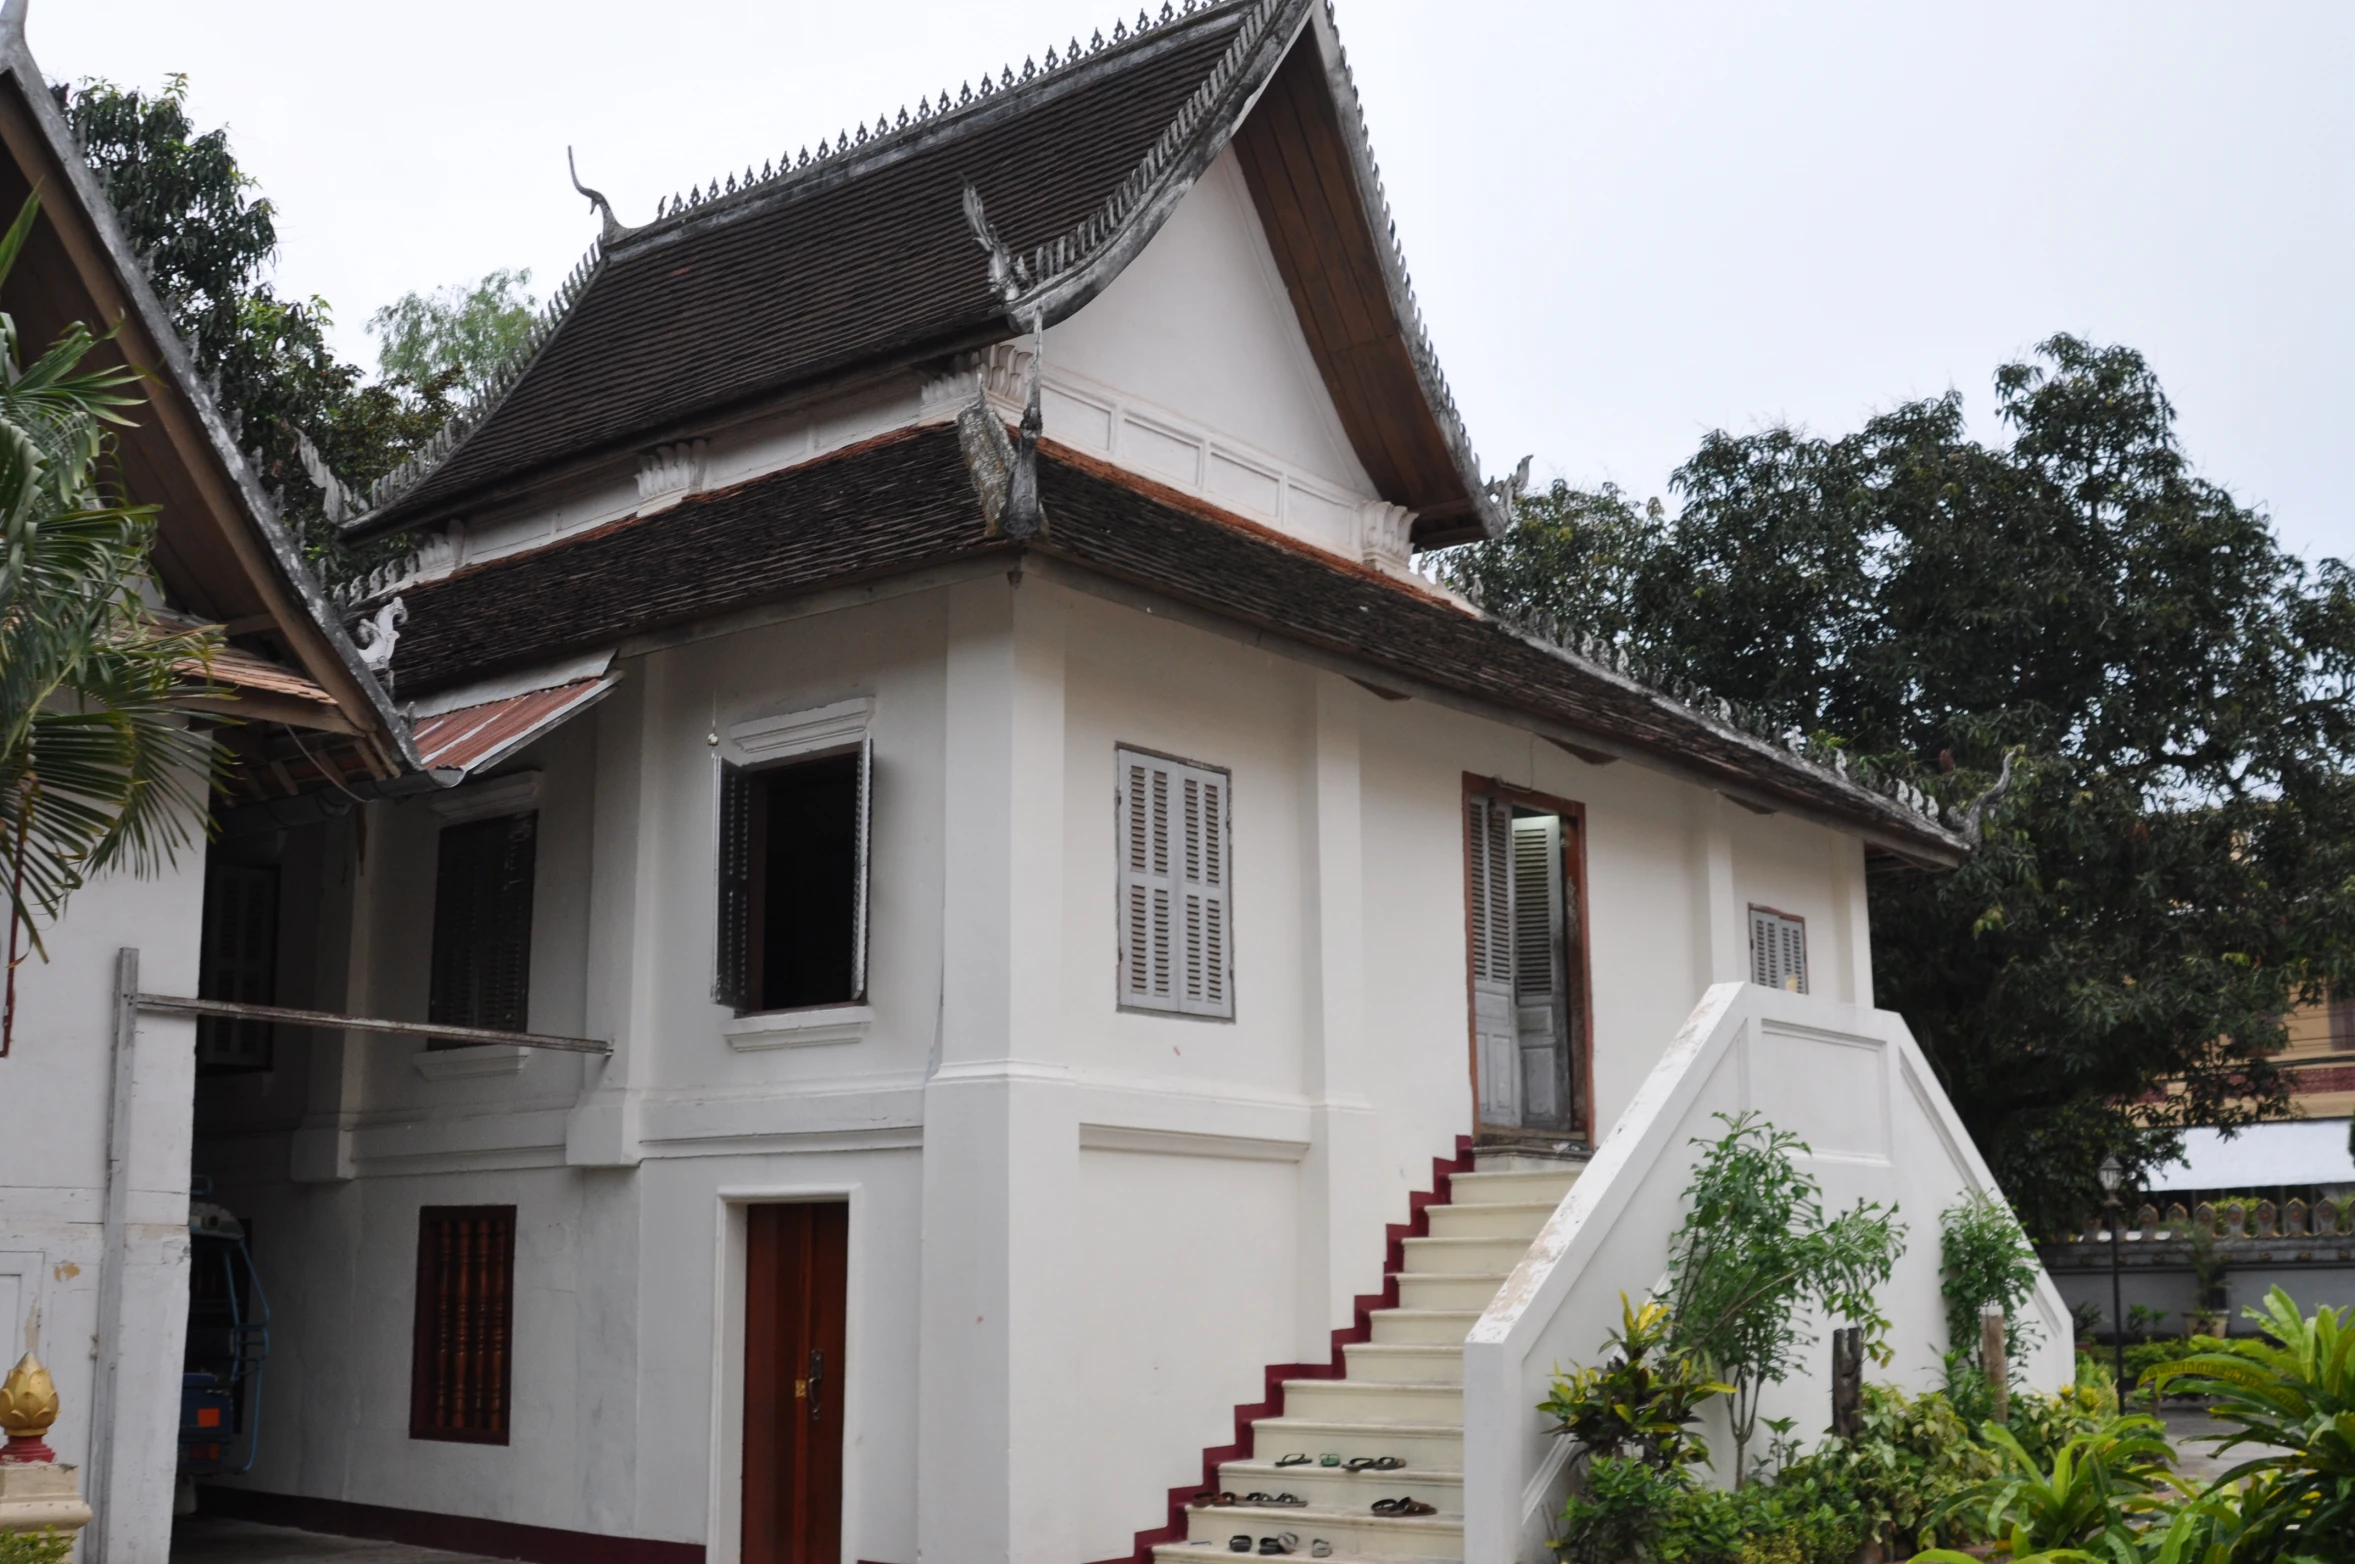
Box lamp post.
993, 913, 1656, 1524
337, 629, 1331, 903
2098, 1153, 2126, 1394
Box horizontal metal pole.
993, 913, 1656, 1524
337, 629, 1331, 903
133, 993, 610, 1055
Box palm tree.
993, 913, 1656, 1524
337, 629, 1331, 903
0, 191, 223, 1054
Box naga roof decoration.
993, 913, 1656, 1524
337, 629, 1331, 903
348, 0, 1503, 544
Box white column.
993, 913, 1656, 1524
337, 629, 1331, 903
1697, 797, 1745, 989
290, 810, 369, 1183
917, 575, 1074, 1564
1295, 674, 1381, 1352
1830, 834, 1875, 1007
570, 656, 663, 1166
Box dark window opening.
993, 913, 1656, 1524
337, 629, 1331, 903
428, 812, 537, 1042
197, 862, 278, 1073
719, 748, 869, 1013
409, 1206, 516, 1445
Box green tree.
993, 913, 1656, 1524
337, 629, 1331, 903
368, 268, 537, 400
1665, 1112, 1906, 1483
55, 76, 464, 598
0, 193, 220, 1050
1439, 337, 2355, 1234
1940, 1194, 2042, 1378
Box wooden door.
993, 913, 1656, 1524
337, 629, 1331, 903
743, 1202, 848, 1564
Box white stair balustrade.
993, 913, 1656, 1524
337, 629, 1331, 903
1459, 984, 2078, 1564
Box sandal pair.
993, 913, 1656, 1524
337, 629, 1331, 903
1229, 1535, 1299, 1556
1371, 1496, 1437, 1516
1343, 1455, 1405, 1473
1243, 1492, 1305, 1507
1192, 1492, 1237, 1508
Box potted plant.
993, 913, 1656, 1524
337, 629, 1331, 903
2184, 1225, 2228, 1336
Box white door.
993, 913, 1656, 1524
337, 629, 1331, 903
1512, 815, 1572, 1130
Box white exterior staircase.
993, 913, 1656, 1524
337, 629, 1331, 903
1153, 1154, 1580, 1564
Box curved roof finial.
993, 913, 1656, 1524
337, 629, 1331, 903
568, 146, 622, 242
0, 0, 29, 48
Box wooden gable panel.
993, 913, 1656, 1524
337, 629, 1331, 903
1232, 39, 1477, 537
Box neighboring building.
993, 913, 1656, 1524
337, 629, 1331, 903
0, 4, 2069, 1564
0, 11, 418, 1560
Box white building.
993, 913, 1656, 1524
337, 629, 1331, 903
2, 3, 2070, 1562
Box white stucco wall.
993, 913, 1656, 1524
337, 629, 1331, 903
0, 802, 206, 1564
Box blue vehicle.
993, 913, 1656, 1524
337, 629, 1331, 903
180, 1190, 269, 1477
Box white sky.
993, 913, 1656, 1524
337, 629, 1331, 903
33, 1, 2355, 564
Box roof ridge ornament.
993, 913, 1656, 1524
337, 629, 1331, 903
568, 147, 626, 242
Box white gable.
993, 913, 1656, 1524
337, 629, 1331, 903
1038, 146, 1387, 560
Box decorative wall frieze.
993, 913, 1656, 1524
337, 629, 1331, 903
636, 439, 709, 513
1358, 501, 1414, 576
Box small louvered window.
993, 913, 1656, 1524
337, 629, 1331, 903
428, 813, 537, 1041
1117, 748, 1233, 1019
1749, 905, 1808, 994
409, 1206, 515, 1445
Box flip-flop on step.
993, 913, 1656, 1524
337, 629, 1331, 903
1318, 1454, 1341, 1467
1227, 1538, 1251, 1553
1192, 1492, 1240, 1508
1266, 1494, 1306, 1508
1256, 1534, 1299, 1556
1274, 1453, 1311, 1468
1309, 1544, 1332, 1560
1369, 1496, 1437, 1516
1342, 1455, 1406, 1473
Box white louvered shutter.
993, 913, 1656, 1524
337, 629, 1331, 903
1749, 906, 1808, 993
1119, 749, 1233, 1018
1467, 795, 1521, 1125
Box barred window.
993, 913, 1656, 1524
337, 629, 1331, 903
409, 1206, 516, 1444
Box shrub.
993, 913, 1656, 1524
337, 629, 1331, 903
1665, 1112, 1906, 1481
2120, 1334, 2234, 1394
0, 1533, 74, 1564
1914, 1416, 2177, 1560
1939, 1193, 2041, 1375
2146, 1287, 2355, 1557
1540, 1294, 1730, 1471
1805, 1382, 1997, 1552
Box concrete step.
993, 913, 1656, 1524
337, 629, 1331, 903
1445, 1168, 1579, 1206
1158, 1543, 1458, 1564
1282, 1379, 1461, 1425
1341, 1343, 1462, 1384
1179, 1500, 1463, 1558
1210, 1460, 1464, 1517
1248, 1416, 1462, 1471
1400, 1236, 1531, 1275
1367, 1309, 1478, 1346
1392, 1272, 1507, 1312
1425, 1200, 1556, 1240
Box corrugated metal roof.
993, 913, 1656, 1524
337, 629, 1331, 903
412, 677, 617, 777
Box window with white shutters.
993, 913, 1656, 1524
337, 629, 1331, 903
1117, 748, 1233, 1018
1749, 905, 1808, 993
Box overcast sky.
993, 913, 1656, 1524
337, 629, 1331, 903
32, 2, 2355, 563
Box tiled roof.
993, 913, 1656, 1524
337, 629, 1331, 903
384, 423, 1966, 863
354, 2, 1271, 533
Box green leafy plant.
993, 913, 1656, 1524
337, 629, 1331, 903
1808, 1382, 1999, 1552
0, 191, 222, 1049
2145, 1288, 2355, 1559
0, 1530, 74, 1564
1941, 1192, 2042, 1375
1913, 1417, 2178, 1562
1541, 1294, 1731, 1470
2125, 1304, 2172, 1344
1665, 1112, 1906, 1481
2185, 1225, 2228, 1316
